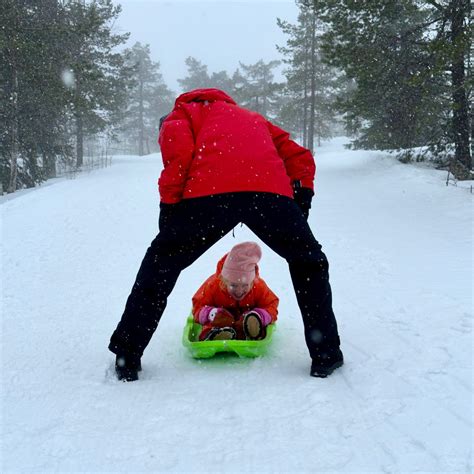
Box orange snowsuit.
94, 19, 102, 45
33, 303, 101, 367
192, 254, 279, 334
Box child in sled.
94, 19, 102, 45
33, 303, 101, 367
192, 241, 278, 341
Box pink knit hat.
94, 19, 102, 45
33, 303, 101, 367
221, 242, 262, 283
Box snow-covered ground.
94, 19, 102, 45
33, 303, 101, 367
2, 138, 472, 473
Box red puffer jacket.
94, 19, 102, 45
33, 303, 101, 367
158, 88, 315, 204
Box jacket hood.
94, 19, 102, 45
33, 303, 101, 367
175, 88, 236, 106
215, 254, 260, 279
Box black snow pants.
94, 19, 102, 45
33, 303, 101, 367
108, 192, 341, 360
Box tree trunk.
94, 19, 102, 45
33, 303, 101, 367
317, 111, 321, 147
74, 73, 84, 167
76, 111, 83, 167
138, 79, 144, 156
450, 0, 471, 173
308, 9, 316, 154
303, 36, 309, 148
44, 152, 57, 178
7, 11, 19, 193
262, 70, 268, 117
8, 74, 19, 193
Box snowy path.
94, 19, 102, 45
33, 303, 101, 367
2, 138, 472, 472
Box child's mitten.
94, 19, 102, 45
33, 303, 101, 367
198, 306, 234, 326
243, 308, 272, 326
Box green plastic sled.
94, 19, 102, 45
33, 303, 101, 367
182, 315, 276, 359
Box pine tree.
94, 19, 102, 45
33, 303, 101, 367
0, 0, 21, 192
423, 0, 472, 174
230, 68, 250, 104
177, 57, 252, 103
237, 59, 282, 118
1, 0, 71, 192
62, 0, 130, 167
208, 70, 235, 95
307, 0, 472, 175
178, 57, 211, 91
313, 1, 440, 150
1, 0, 134, 191
277, 2, 341, 149
121, 42, 174, 155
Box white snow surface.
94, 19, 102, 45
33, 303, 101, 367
2, 138, 472, 473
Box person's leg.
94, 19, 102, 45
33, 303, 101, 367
242, 193, 342, 368
109, 195, 239, 359
232, 317, 246, 340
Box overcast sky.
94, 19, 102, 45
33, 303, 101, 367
112, 0, 299, 94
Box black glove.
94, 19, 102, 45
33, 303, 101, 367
159, 113, 170, 131
293, 181, 314, 220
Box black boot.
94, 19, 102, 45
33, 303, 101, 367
243, 312, 266, 340
203, 327, 237, 341
310, 348, 344, 378
115, 354, 142, 382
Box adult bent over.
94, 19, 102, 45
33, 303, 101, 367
108, 88, 343, 381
